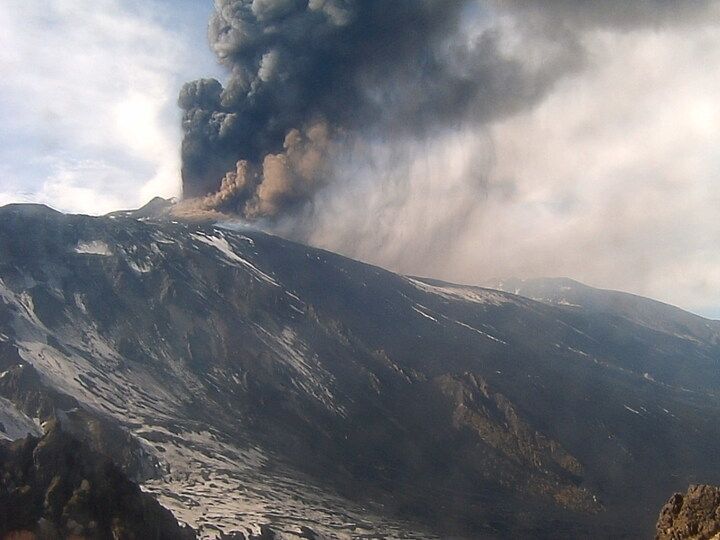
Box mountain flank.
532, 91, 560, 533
0, 202, 719, 538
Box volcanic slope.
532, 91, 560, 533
0, 203, 719, 538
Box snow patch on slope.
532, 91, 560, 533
408, 278, 515, 307
74, 241, 113, 256
412, 304, 438, 322
139, 425, 430, 539
0, 396, 41, 441
453, 319, 507, 344
253, 325, 346, 417
127, 259, 153, 274
191, 232, 279, 287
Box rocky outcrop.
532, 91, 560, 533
0, 343, 159, 481
0, 420, 195, 540
656, 485, 720, 540
434, 372, 598, 513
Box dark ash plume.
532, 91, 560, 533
179, 0, 717, 222
499, 0, 716, 30
178, 0, 576, 219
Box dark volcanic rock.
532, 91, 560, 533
656, 485, 720, 540
0, 421, 195, 540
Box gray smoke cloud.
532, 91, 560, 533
178, 0, 586, 219
179, 0, 720, 300
500, 1, 714, 29
178, 2, 720, 317
291, 0, 719, 316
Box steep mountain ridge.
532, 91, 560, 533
487, 277, 720, 345
0, 203, 719, 538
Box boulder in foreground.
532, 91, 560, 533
0, 420, 195, 540
657, 485, 720, 540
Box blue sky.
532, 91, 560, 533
0, 1, 719, 319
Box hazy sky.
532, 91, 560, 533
0, 0, 220, 211
1, 0, 719, 318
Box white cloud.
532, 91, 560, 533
38, 158, 141, 214
0, 0, 214, 213
0, 192, 26, 207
